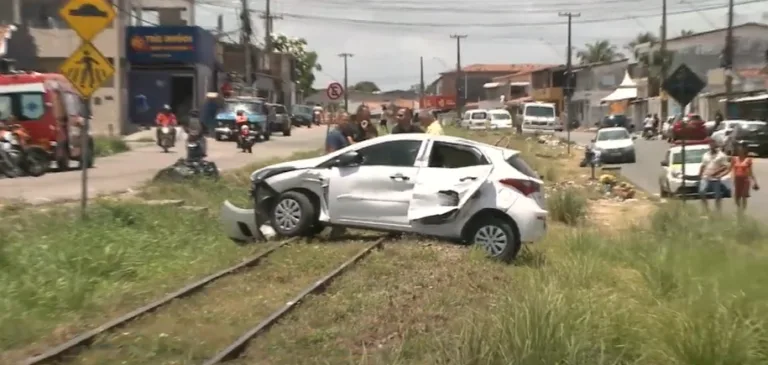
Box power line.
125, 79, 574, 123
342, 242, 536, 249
272, 0, 766, 28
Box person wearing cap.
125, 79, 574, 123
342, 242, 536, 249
155, 104, 177, 147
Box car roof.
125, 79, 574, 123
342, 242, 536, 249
466, 109, 487, 113
489, 109, 510, 113
355, 132, 518, 153
596, 127, 629, 133
668, 144, 709, 154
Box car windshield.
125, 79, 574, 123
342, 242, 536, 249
524, 105, 555, 117
491, 113, 511, 120
293, 105, 312, 115
602, 115, 629, 126
224, 101, 264, 114
0, 92, 46, 121
734, 122, 768, 134
471, 112, 487, 119
596, 129, 630, 141
671, 149, 708, 164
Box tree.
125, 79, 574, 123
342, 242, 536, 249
679, 29, 695, 36
352, 81, 380, 93
269, 34, 322, 98
625, 32, 658, 59
576, 40, 624, 64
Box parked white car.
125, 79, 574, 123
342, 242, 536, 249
460, 109, 491, 130
710, 120, 761, 146
220, 133, 548, 262
489, 109, 513, 129
658, 143, 732, 198
593, 127, 636, 163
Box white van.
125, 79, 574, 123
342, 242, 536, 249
460, 109, 491, 130
519, 102, 558, 134
489, 109, 513, 129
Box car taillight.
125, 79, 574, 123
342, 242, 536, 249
500, 178, 540, 196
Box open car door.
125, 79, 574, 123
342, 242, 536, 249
407, 165, 493, 223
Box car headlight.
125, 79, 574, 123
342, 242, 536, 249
670, 171, 682, 179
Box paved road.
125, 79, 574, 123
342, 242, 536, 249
0, 127, 327, 204
559, 131, 768, 221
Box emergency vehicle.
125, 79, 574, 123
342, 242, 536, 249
0, 59, 94, 170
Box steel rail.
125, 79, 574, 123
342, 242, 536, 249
202, 236, 386, 364
21, 238, 298, 365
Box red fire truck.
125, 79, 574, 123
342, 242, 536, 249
0, 59, 94, 170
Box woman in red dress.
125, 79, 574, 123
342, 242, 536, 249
731, 142, 759, 213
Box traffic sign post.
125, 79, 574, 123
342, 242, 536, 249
662, 63, 707, 200
59, 0, 116, 219
326, 82, 344, 101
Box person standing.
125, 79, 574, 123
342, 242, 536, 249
731, 142, 759, 213
419, 110, 443, 135
699, 140, 730, 213
355, 104, 378, 140
391, 107, 424, 134
326, 112, 351, 153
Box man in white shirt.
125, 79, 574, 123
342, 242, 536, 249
699, 140, 730, 212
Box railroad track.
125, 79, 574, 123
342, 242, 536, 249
20, 236, 386, 365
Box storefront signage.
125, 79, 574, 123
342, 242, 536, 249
127, 26, 215, 65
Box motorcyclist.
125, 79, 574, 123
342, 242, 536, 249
184, 109, 207, 158
643, 114, 655, 138
235, 110, 248, 149
155, 104, 178, 147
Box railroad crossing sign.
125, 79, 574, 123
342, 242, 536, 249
326, 82, 344, 100
59, 0, 116, 41
59, 42, 114, 98
662, 63, 706, 107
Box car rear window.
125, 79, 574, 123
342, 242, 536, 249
471, 112, 487, 119
491, 113, 511, 120
506, 155, 538, 178
274, 105, 287, 114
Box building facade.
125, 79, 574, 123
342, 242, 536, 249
1, 0, 195, 134
571, 59, 631, 125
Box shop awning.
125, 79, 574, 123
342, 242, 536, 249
483, 82, 500, 89
601, 71, 637, 102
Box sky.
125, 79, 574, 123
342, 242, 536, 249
187, 0, 768, 91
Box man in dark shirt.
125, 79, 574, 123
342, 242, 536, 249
391, 107, 424, 134
326, 112, 351, 152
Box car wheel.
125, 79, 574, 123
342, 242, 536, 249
283, 127, 291, 136
627, 153, 636, 163
262, 131, 270, 141
467, 217, 520, 263
269, 191, 317, 237
659, 183, 668, 197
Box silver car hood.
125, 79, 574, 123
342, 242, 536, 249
249, 155, 327, 181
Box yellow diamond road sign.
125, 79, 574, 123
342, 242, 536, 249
59, 42, 114, 98
59, 0, 116, 41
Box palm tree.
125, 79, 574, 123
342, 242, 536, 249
625, 32, 658, 59
576, 40, 624, 64
679, 29, 695, 36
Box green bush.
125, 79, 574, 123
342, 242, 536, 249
93, 136, 131, 157
547, 187, 587, 225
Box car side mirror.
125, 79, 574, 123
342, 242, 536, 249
660, 160, 668, 167
334, 151, 362, 167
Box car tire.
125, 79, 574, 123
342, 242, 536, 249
262, 132, 270, 141
283, 127, 291, 136
659, 183, 669, 197
627, 153, 636, 163
269, 191, 317, 237
466, 216, 520, 263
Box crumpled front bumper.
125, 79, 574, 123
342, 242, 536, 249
220, 200, 277, 242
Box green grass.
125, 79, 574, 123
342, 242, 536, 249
93, 136, 131, 157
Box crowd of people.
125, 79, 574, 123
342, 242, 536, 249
324, 105, 444, 153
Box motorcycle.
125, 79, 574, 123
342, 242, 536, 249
159, 126, 174, 152
642, 127, 656, 140
186, 132, 205, 161
0, 128, 49, 178
239, 126, 258, 153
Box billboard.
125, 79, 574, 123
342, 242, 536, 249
420, 95, 456, 109
127, 26, 216, 65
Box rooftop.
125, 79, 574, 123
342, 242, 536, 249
441, 63, 554, 75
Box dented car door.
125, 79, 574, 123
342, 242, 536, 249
408, 141, 493, 223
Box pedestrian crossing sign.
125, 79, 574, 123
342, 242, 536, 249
59, 41, 114, 98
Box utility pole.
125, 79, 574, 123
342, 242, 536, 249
724, 0, 735, 117
419, 56, 425, 99
240, 0, 252, 85
339, 53, 353, 112
450, 34, 467, 114
660, 0, 668, 121
559, 12, 579, 155
261, 0, 283, 53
